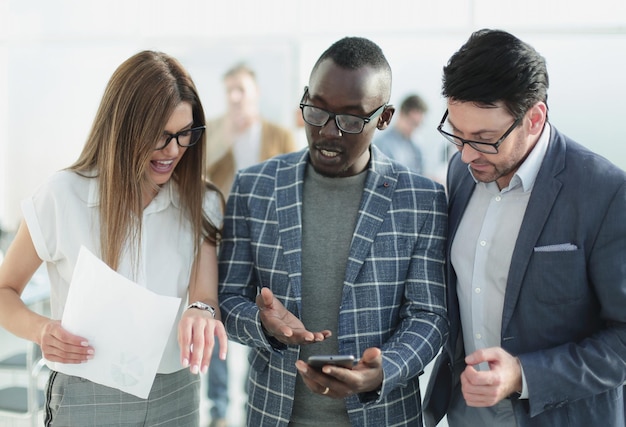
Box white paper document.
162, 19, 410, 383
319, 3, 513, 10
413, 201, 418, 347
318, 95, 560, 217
57, 246, 181, 398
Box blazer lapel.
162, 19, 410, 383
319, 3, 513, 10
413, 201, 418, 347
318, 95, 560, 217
344, 148, 397, 285
448, 170, 475, 250
501, 129, 565, 332
446, 154, 476, 353
274, 151, 308, 307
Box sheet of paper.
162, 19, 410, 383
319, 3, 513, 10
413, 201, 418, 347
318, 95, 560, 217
56, 246, 181, 398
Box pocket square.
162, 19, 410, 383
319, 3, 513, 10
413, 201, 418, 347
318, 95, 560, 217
533, 243, 578, 252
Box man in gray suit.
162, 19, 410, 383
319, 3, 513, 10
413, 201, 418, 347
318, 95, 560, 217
423, 29, 626, 427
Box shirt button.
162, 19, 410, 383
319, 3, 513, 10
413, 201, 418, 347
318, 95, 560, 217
480, 241, 487, 247
475, 333, 482, 340
475, 288, 481, 294
495, 196, 502, 201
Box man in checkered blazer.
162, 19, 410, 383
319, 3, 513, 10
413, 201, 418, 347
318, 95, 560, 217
218, 36, 448, 426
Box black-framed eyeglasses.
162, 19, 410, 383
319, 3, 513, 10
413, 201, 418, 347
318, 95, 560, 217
437, 110, 521, 154
155, 125, 206, 150
299, 87, 386, 134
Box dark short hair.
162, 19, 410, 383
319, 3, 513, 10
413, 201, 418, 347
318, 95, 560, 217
400, 94, 428, 115
312, 37, 392, 96
443, 29, 549, 119
314, 37, 389, 70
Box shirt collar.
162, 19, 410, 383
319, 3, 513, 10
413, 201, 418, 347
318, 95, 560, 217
87, 176, 179, 211
146, 180, 180, 213
469, 122, 551, 193
511, 122, 551, 192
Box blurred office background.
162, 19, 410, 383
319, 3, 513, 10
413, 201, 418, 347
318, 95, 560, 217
0, 0, 625, 425
1, 0, 625, 231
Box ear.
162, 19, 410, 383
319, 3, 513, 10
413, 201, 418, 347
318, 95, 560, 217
527, 102, 547, 136
377, 106, 395, 130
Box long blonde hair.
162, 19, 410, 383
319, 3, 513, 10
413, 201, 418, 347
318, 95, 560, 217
69, 50, 221, 270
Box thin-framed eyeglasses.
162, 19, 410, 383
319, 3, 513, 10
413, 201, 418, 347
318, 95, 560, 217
155, 125, 206, 150
437, 110, 521, 154
299, 87, 386, 134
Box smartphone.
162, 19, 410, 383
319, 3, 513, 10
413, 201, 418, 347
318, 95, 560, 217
307, 354, 355, 370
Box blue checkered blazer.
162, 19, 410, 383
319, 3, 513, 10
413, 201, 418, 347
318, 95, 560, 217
218, 146, 448, 426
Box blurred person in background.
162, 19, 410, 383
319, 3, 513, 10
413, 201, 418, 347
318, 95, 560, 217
373, 93, 428, 174
205, 62, 296, 427
206, 63, 297, 198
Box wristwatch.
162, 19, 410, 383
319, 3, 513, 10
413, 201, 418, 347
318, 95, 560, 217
186, 301, 216, 318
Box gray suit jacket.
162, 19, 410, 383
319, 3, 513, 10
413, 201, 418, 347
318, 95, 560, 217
424, 126, 626, 426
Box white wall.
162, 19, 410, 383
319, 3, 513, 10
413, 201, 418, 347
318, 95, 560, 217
1, 0, 625, 229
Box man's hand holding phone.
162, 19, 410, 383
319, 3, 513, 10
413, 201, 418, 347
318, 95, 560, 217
296, 347, 383, 399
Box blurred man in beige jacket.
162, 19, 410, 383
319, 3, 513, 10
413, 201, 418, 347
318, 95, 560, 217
205, 63, 296, 427
206, 63, 296, 199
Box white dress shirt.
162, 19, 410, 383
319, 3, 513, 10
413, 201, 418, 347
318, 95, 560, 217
451, 124, 551, 384
22, 170, 222, 373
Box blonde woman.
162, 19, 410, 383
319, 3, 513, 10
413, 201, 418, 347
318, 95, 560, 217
0, 50, 227, 426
